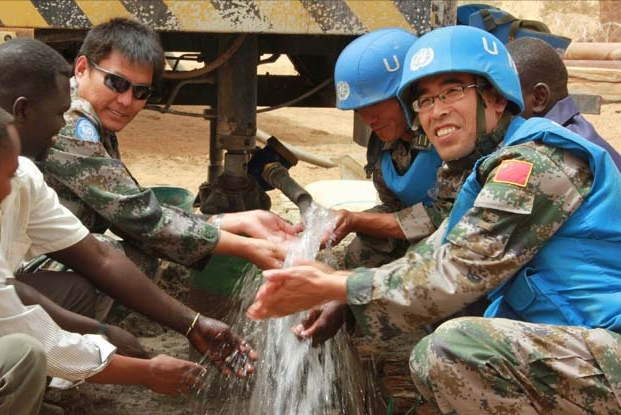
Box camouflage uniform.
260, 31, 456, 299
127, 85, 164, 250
37, 78, 219, 272
344, 115, 621, 412
346, 134, 471, 413
346, 131, 593, 338
411, 317, 621, 414
345, 133, 461, 268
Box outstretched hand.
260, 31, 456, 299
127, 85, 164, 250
145, 354, 206, 396
246, 264, 348, 320
187, 315, 258, 377
321, 209, 353, 248
223, 210, 303, 243
246, 238, 287, 270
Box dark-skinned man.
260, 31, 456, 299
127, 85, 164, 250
0, 37, 257, 376
507, 36, 621, 171
0, 108, 218, 414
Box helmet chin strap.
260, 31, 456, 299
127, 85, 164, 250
446, 81, 511, 171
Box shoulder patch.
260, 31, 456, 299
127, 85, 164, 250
493, 160, 533, 187
75, 117, 100, 142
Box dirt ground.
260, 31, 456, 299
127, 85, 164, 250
49, 6, 621, 411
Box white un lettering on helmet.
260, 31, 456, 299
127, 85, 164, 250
482, 36, 499, 55
383, 55, 400, 72
336, 81, 350, 102
409, 48, 434, 72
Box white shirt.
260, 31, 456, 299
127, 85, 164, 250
0, 157, 115, 381
0, 157, 88, 279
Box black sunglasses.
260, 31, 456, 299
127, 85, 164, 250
87, 58, 154, 100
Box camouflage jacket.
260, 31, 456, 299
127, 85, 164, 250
39, 78, 218, 267
347, 118, 594, 341
369, 134, 463, 243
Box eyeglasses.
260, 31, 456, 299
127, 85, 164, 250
412, 84, 477, 112
87, 58, 154, 100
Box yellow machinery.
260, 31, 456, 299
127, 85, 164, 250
0, 0, 456, 211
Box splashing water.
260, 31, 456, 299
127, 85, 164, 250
190, 202, 375, 415
250, 203, 336, 415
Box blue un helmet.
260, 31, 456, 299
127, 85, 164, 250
335, 27, 418, 110
397, 25, 524, 129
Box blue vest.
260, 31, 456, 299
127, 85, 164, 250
380, 145, 442, 206
444, 117, 621, 333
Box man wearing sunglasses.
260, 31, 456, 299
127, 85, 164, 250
0, 38, 258, 383
33, 18, 299, 289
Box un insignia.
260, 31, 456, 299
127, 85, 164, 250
410, 48, 434, 72
336, 81, 350, 102
75, 117, 100, 143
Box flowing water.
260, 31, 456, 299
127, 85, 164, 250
190, 202, 376, 415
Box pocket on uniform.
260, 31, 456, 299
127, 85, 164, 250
447, 206, 520, 258
474, 181, 535, 215
503, 268, 537, 312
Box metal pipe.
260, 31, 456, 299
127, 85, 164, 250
255, 129, 336, 168
163, 34, 248, 80
262, 162, 312, 216
208, 119, 223, 183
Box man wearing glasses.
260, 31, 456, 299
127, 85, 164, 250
34, 18, 299, 297
248, 25, 621, 413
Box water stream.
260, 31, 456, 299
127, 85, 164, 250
190, 202, 375, 415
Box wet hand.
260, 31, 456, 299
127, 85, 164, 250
145, 354, 206, 396
321, 209, 352, 247
292, 301, 347, 347
247, 265, 345, 320
247, 238, 287, 269
226, 210, 303, 243
187, 315, 258, 378
104, 324, 151, 358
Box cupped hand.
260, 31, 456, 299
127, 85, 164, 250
145, 354, 206, 396
225, 210, 303, 243
246, 238, 287, 270
187, 315, 258, 378
246, 265, 337, 320
321, 209, 353, 248
292, 301, 347, 347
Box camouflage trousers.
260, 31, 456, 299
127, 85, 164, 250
410, 317, 621, 414
18, 234, 160, 320
344, 232, 409, 268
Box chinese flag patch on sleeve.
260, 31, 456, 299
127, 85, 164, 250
492, 160, 533, 187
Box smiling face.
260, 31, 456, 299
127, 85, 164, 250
0, 125, 21, 203
75, 50, 153, 132
416, 72, 507, 161
356, 98, 409, 143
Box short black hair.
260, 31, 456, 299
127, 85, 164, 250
0, 107, 16, 152
0, 38, 72, 112
79, 17, 165, 84
507, 37, 568, 96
